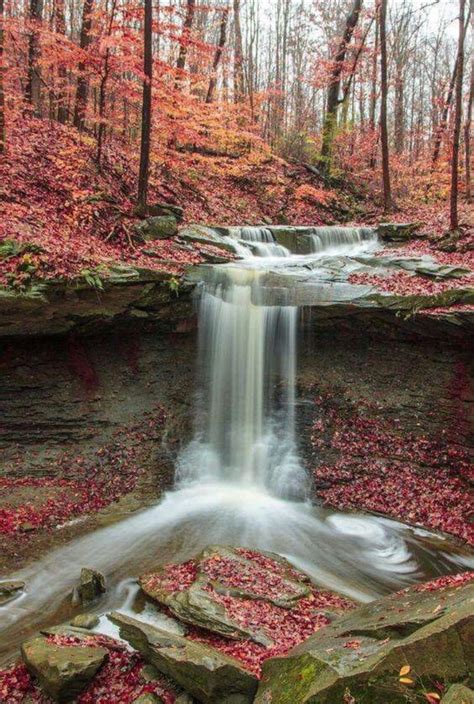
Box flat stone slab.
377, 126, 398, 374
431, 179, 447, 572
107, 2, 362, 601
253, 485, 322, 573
108, 612, 258, 704
139, 545, 312, 645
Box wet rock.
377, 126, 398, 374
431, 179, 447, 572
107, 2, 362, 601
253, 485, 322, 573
132, 694, 164, 704
0, 579, 25, 604
136, 216, 178, 241
174, 694, 196, 704
70, 614, 100, 630
255, 579, 474, 704
73, 568, 106, 606
21, 635, 107, 703
148, 203, 184, 221
139, 545, 311, 645
442, 684, 474, 703
377, 221, 422, 242
179, 225, 240, 255
108, 612, 258, 704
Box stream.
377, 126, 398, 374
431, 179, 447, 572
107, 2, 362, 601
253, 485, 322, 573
1, 226, 473, 665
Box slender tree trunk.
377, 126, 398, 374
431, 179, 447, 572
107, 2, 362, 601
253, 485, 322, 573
465, 50, 473, 202
394, 63, 404, 154
96, 0, 118, 168
233, 0, 245, 101
55, 0, 68, 123
369, 2, 379, 169
432, 5, 471, 166
73, 0, 94, 130
0, 0, 5, 153
319, 0, 363, 175
380, 0, 393, 212
175, 0, 195, 83
206, 7, 229, 103
450, 0, 466, 231
137, 0, 152, 211
26, 0, 44, 115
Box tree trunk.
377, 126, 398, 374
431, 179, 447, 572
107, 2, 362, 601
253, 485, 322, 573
465, 45, 473, 202
319, 0, 363, 175
206, 7, 229, 104
233, 0, 245, 101
0, 0, 5, 153
175, 0, 195, 82
26, 0, 44, 115
137, 0, 153, 211
55, 0, 68, 123
394, 64, 404, 153
450, 0, 466, 231
96, 0, 117, 168
432, 4, 471, 166
380, 0, 393, 212
369, 2, 379, 170
73, 0, 94, 130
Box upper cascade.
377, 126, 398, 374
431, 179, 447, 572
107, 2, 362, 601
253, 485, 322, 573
307, 226, 377, 254
238, 226, 291, 258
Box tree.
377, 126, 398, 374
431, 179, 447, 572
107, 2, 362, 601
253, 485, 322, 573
206, 6, 229, 103
233, 0, 245, 101
96, 0, 118, 168
137, 0, 153, 211
26, 0, 44, 115
319, 0, 363, 175
54, 0, 68, 123
450, 0, 466, 231
176, 0, 196, 82
465, 38, 473, 202
0, 0, 5, 153
73, 0, 94, 130
379, 0, 393, 212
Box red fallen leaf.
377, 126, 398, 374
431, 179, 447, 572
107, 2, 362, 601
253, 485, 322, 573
343, 640, 361, 649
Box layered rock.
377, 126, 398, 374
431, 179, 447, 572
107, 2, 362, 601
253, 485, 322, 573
109, 612, 258, 704
255, 578, 474, 704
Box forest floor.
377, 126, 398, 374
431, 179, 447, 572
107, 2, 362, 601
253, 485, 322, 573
1, 117, 472, 292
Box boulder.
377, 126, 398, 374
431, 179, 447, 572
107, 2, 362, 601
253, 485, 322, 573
179, 225, 241, 254
139, 545, 311, 645
70, 614, 100, 630
255, 580, 474, 704
21, 635, 107, 703
108, 612, 258, 704
377, 222, 422, 242
148, 203, 184, 221
0, 579, 25, 604
442, 684, 474, 703
136, 216, 178, 241
73, 568, 106, 606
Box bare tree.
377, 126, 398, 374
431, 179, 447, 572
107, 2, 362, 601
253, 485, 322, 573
206, 6, 229, 103
0, 0, 5, 153
176, 0, 196, 82
233, 0, 245, 101
73, 0, 94, 130
450, 0, 466, 230
55, 0, 68, 123
26, 0, 44, 115
465, 39, 473, 202
319, 0, 363, 175
380, 0, 393, 212
137, 0, 152, 211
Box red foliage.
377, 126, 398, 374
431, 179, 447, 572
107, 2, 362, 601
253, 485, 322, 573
0, 406, 166, 534
348, 270, 472, 297
311, 398, 473, 544
0, 634, 178, 704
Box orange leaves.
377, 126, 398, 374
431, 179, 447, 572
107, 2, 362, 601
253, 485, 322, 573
294, 183, 336, 206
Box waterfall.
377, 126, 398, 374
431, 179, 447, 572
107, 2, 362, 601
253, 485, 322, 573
177, 266, 307, 500
308, 226, 376, 254
239, 226, 291, 258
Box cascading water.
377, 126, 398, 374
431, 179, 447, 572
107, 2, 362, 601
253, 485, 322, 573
177, 266, 306, 500
1, 225, 473, 663
239, 226, 290, 258
308, 226, 376, 254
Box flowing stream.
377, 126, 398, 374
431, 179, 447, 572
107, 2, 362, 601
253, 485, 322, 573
1, 226, 472, 663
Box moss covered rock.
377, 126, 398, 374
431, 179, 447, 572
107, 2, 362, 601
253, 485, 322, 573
21, 635, 107, 702
255, 580, 474, 704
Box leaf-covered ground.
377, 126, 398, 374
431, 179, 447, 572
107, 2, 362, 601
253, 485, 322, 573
311, 396, 473, 544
